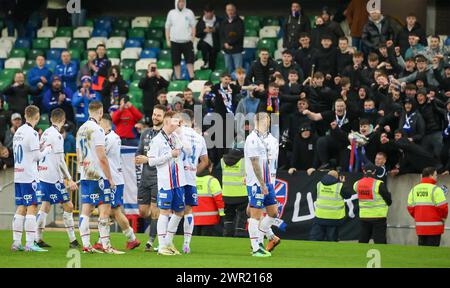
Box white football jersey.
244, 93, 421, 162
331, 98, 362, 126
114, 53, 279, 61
265, 134, 279, 186
180, 126, 208, 186
244, 130, 272, 187
105, 130, 124, 185
13, 124, 40, 183
76, 119, 106, 181
147, 131, 186, 190
38, 126, 65, 183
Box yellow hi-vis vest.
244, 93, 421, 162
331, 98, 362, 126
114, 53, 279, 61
353, 177, 388, 218
221, 159, 247, 197
315, 182, 346, 220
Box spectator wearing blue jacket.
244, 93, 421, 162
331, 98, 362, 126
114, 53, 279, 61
72, 75, 101, 127
27, 55, 52, 108
54, 51, 78, 93
43, 75, 75, 124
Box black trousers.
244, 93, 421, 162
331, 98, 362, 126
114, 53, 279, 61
359, 218, 387, 244
47, 8, 69, 26
418, 235, 441, 247
198, 41, 217, 70
223, 200, 249, 237
309, 220, 340, 242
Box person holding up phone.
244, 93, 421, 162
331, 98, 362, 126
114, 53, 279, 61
139, 63, 169, 125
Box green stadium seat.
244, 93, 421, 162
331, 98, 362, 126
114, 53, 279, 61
244, 17, 261, 30
82, 49, 95, 60
121, 59, 137, 70
168, 80, 189, 92
132, 69, 147, 81
32, 38, 50, 50
23, 59, 35, 70
0, 79, 11, 91
210, 70, 225, 84
69, 48, 82, 60
129, 80, 140, 91
69, 39, 86, 50
27, 49, 44, 60
146, 28, 164, 40
158, 49, 171, 61
0, 69, 19, 81
257, 38, 276, 55
262, 17, 279, 27
157, 59, 172, 69
121, 68, 134, 82
215, 53, 225, 71
128, 28, 146, 39
195, 50, 202, 60
107, 48, 121, 59
9, 49, 27, 59
56, 26, 73, 37
149, 16, 166, 28
194, 69, 212, 80
3, 101, 9, 111
85, 19, 94, 27
245, 28, 258, 37
111, 28, 127, 38
144, 39, 161, 49
37, 113, 49, 130
113, 18, 130, 30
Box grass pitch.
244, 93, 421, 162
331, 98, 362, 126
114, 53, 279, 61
0, 230, 450, 268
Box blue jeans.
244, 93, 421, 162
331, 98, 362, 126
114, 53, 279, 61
224, 52, 243, 74
71, 9, 87, 27
352, 37, 362, 52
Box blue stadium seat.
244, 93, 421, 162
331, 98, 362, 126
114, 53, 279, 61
46, 49, 62, 62
45, 60, 57, 72
14, 38, 31, 49
94, 19, 112, 33
243, 48, 256, 67
124, 39, 143, 48
140, 49, 157, 59
445, 37, 450, 46
92, 29, 109, 38
0, 59, 4, 70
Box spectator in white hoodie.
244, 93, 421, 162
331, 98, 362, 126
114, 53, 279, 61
165, 0, 196, 80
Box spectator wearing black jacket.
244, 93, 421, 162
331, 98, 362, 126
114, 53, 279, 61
304, 72, 337, 116
361, 10, 395, 54
396, 13, 428, 57
294, 33, 318, 77
220, 3, 244, 73
311, 17, 333, 50
246, 48, 278, 88
283, 2, 311, 50
101, 65, 129, 113
92, 44, 111, 91
415, 88, 445, 159
196, 4, 221, 70
321, 7, 345, 46
398, 97, 425, 144
287, 98, 315, 143
138, 63, 169, 123
341, 51, 367, 89
276, 50, 304, 83
433, 63, 450, 96
279, 70, 304, 129
336, 37, 354, 75
313, 35, 338, 79
0, 98, 10, 144
2, 72, 42, 116
288, 124, 319, 174
440, 99, 450, 174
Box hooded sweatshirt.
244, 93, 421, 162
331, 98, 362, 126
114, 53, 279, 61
165, 0, 196, 43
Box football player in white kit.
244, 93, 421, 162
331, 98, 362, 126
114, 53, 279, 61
35, 108, 79, 249
177, 109, 209, 254
11, 105, 52, 252
244, 112, 279, 257
91, 114, 140, 251
76, 101, 123, 254
147, 111, 187, 256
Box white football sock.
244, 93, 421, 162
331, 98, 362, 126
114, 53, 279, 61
122, 227, 136, 242
36, 211, 47, 242
183, 214, 194, 246
259, 215, 276, 241
157, 214, 169, 248
98, 217, 111, 249
266, 227, 275, 240
248, 218, 261, 252
165, 214, 182, 247
12, 214, 25, 246
63, 211, 76, 242
79, 215, 90, 248
24, 215, 37, 247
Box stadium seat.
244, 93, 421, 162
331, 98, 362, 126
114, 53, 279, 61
132, 69, 147, 81
143, 39, 161, 49
121, 68, 134, 82
69, 39, 86, 50
277, 38, 283, 50
121, 59, 137, 70
0, 78, 10, 91
262, 17, 279, 27
124, 39, 142, 48
14, 38, 31, 49
157, 59, 172, 69
0, 38, 14, 54
274, 49, 283, 61
106, 37, 124, 49
5, 58, 24, 69
193, 59, 205, 71
194, 69, 212, 80
85, 19, 94, 27
9, 48, 26, 59
23, 59, 35, 70
167, 91, 183, 104
146, 28, 164, 40
158, 68, 173, 80
50, 37, 69, 49
69, 48, 82, 60
131, 17, 150, 28
140, 49, 157, 59
94, 19, 112, 33
110, 28, 127, 38
135, 58, 156, 71
244, 37, 259, 48
188, 80, 207, 93
149, 16, 166, 28
259, 26, 280, 38
128, 28, 146, 40
158, 49, 171, 61
110, 58, 121, 66
56, 27, 73, 38
46, 49, 62, 62
215, 53, 225, 71
121, 47, 141, 59
0, 50, 8, 59
244, 18, 261, 31
210, 70, 225, 84
73, 26, 93, 39
243, 48, 257, 65
257, 38, 276, 55
0, 68, 19, 81
245, 28, 258, 37
107, 48, 121, 59
168, 80, 189, 92
37, 27, 56, 38
87, 37, 107, 49
45, 60, 57, 71
32, 38, 49, 50
92, 29, 109, 38
113, 18, 130, 30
